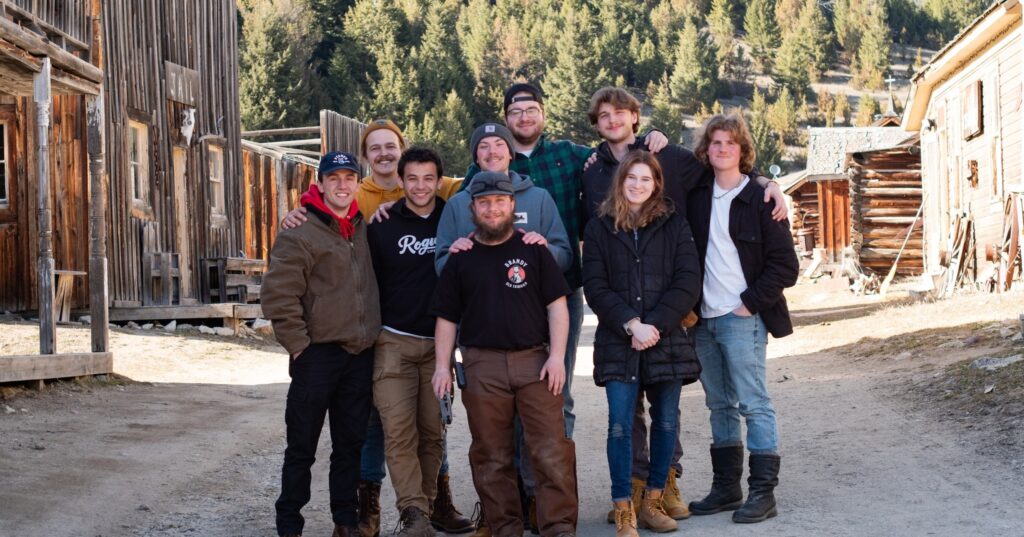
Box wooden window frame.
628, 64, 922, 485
962, 80, 983, 140
207, 143, 228, 227
128, 119, 154, 219
0, 122, 9, 209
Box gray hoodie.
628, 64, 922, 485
434, 170, 572, 275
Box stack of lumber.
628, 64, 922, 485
940, 213, 976, 298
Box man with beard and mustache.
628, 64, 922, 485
431, 171, 578, 537
281, 120, 475, 537
581, 86, 789, 525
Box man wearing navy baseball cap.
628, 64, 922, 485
263, 150, 381, 537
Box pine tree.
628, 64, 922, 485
768, 87, 799, 145
774, 0, 803, 33
669, 19, 719, 111
924, 0, 987, 42
854, 94, 880, 126
798, 0, 833, 81
818, 89, 836, 127
362, 37, 421, 128
833, 0, 862, 54
749, 88, 783, 170
415, 0, 469, 109
773, 23, 810, 95
743, 0, 781, 72
544, 3, 610, 144
835, 92, 851, 125
773, 0, 832, 95
457, 0, 506, 122
647, 74, 683, 142
239, 0, 313, 130
406, 90, 474, 175
633, 34, 665, 89
707, 0, 736, 66
852, 1, 891, 90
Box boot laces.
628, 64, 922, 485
470, 501, 486, 527
615, 505, 636, 530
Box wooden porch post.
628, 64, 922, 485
34, 57, 54, 354
87, 95, 109, 352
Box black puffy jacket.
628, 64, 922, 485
582, 211, 702, 386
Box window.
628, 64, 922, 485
208, 145, 225, 216
129, 120, 150, 205
0, 123, 8, 206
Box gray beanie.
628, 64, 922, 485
469, 123, 516, 165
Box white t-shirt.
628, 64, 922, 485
701, 176, 750, 319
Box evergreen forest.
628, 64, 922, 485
238, 0, 991, 173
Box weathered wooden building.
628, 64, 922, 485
902, 0, 1023, 289
0, 0, 242, 314
783, 127, 914, 265
846, 138, 924, 276
0, 0, 110, 378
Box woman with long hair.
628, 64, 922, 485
582, 150, 702, 536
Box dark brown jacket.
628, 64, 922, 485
261, 207, 381, 356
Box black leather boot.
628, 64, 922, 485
732, 454, 780, 523
688, 444, 745, 515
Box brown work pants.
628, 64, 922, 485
462, 346, 578, 537
373, 330, 444, 513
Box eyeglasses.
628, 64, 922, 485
468, 177, 514, 195
506, 107, 542, 119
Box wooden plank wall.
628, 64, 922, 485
0, 93, 90, 312
788, 182, 819, 254
849, 147, 924, 275
320, 110, 366, 156
240, 146, 316, 263
102, 0, 241, 306
817, 179, 851, 263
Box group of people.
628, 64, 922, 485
261, 82, 800, 537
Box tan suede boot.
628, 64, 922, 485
663, 468, 691, 520
606, 477, 645, 523
613, 501, 639, 537
638, 489, 678, 533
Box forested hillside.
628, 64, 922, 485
237, 0, 990, 173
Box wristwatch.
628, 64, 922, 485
623, 317, 640, 336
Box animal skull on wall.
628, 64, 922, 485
180, 108, 196, 146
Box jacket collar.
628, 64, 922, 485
594, 137, 645, 165
393, 196, 445, 220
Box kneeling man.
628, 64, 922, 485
431, 172, 578, 537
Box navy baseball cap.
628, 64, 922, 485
319, 151, 360, 175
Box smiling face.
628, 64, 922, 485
595, 102, 639, 145
470, 194, 516, 242
622, 162, 655, 211
707, 129, 742, 175
401, 160, 440, 211
364, 129, 402, 177
476, 136, 513, 173
318, 169, 359, 216
504, 92, 545, 146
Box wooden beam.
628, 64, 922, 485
0, 17, 102, 82
0, 352, 113, 383
35, 57, 54, 354
108, 304, 236, 321
87, 94, 109, 353
241, 126, 320, 137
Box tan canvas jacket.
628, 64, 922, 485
261, 212, 381, 356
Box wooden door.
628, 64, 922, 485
172, 147, 193, 301
817, 179, 851, 263
0, 104, 25, 311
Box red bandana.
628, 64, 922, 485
299, 183, 360, 239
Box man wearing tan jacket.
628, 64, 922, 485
263, 151, 381, 537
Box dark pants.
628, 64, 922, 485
631, 393, 684, 480
275, 343, 374, 536
462, 346, 578, 537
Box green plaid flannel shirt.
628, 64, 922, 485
464, 135, 593, 288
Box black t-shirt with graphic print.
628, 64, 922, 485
432, 232, 571, 350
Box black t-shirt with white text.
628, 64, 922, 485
431, 233, 570, 350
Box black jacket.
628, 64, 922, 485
366, 197, 444, 338
581, 140, 710, 223
686, 178, 799, 338
582, 211, 702, 386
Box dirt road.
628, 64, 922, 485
2, 284, 1023, 536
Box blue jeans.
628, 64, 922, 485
605, 380, 682, 501
515, 287, 584, 493
362, 403, 451, 483
695, 312, 778, 454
